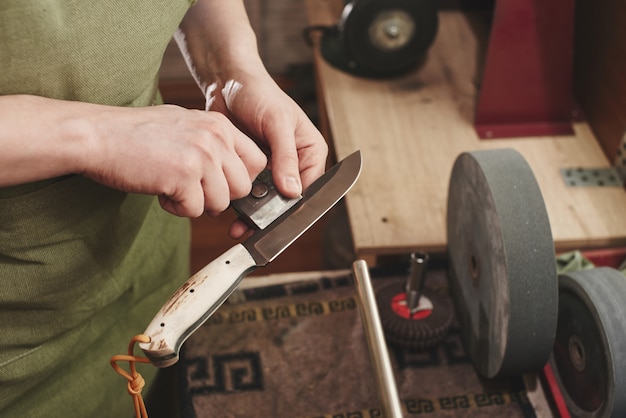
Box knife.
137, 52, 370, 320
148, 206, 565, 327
139, 150, 362, 367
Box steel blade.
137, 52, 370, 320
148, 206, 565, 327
242, 150, 362, 265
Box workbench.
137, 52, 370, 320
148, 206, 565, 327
305, 0, 626, 265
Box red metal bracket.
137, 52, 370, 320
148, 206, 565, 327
474, 0, 575, 139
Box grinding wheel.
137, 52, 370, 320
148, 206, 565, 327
549, 267, 626, 418
446, 148, 557, 379
376, 281, 453, 351
320, 0, 438, 77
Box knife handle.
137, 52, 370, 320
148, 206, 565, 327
138, 243, 257, 367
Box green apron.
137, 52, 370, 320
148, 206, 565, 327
0, 1, 196, 416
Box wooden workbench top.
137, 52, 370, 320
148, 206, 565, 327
305, 0, 626, 260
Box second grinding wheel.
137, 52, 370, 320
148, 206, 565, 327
549, 267, 626, 418
446, 148, 557, 379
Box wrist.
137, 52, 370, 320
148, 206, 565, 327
57, 103, 101, 176
0, 95, 101, 186
175, 0, 268, 90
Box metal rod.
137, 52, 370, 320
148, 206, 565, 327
352, 259, 404, 418
406, 252, 429, 313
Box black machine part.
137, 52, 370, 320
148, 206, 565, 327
550, 267, 626, 418
319, 0, 438, 78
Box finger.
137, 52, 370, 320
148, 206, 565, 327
221, 153, 255, 200
293, 128, 328, 190
264, 123, 302, 198
194, 129, 263, 219
201, 170, 231, 217
158, 181, 205, 218
233, 133, 267, 181
229, 218, 251, 240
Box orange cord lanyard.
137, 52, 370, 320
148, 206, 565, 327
110, 334, 152, 418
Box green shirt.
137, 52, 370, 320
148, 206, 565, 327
0, 1, 195, 416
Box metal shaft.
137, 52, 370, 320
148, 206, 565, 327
406, 252, 429, 313
352, 260, 404, 418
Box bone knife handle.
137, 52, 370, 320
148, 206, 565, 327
138, 244, 257, 367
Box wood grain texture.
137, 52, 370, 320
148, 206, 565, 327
305, 0, 626, 258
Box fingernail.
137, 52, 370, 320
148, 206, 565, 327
284, 176, 302, 196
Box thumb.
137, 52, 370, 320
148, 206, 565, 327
270, 148, 302, 198
265, 125, 302, 198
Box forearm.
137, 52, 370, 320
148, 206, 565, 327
175, 0, 268, 92
0, 95, 93, 187
0, 93, 268, 217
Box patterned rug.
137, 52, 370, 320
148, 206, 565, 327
178, 267, 539, 418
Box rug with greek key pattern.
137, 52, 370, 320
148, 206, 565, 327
179, 267, 538, 418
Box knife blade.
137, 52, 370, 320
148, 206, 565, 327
139, 150, 362, 367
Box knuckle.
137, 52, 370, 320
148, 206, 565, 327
174, 155, 202, 181
205, 194, 230, 215
231, 183, 252, 200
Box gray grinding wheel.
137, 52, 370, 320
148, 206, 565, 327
550, 267, 626, 418
446, 148, 557, 379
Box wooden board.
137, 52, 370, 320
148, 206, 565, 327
305, 0, 626, 262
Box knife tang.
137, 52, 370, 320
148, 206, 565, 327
139, 244, 258, 367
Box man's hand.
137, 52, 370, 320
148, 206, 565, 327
0, 95, 268, 219
207, 75, 329, 238
174, 0, 329, 237
81, 104, 268, 218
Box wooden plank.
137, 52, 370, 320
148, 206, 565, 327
306, 0, 626, 259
